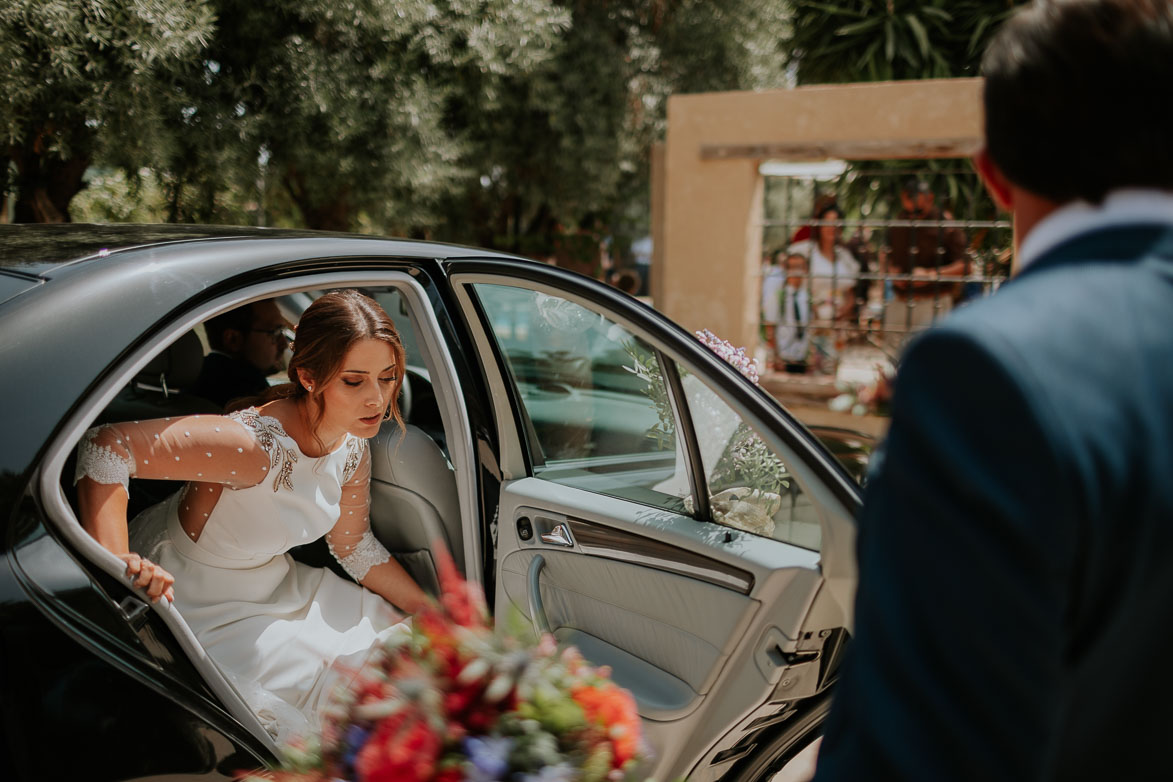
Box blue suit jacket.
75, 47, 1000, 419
814, 222, 1173, 781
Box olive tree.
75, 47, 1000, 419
0, 0, 214, 222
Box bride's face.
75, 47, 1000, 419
314, 338, 398, 444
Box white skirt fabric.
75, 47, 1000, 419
131, 492, 406, 743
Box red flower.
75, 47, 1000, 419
354, 707, 441, 782
434, 764, 465, 782
571, 682, 642, 768
433, 543, 488, 628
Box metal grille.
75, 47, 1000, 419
759, 174, 1011, 379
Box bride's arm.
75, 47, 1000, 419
75, 415, 268, 600
326, 443, 430, 615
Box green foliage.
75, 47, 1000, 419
437, 0, 791, 255
7, 0, 791, 237
0, 0, 215, 221
780, 1, 1029, 230
70, 168, 167, 223
147, 0, 570, 230
621, 339, 675, 451
785, 0, 1027, 84
710, 424, 789, 499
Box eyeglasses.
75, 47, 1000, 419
250, 327, 294, 343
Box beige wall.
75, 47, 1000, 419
658, 78, 984, 350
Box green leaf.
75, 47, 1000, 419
835, 18, 882, 36
904, 13, 931, 59
858, 38, 882, 72
967, 16, 993, 56
795, 1, 866, 18
884, 19, 895, 63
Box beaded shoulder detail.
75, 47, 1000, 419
342, 437, 367, 485
228, 408, 298, 492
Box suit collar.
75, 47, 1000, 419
1017, 189, 1173, 271
1016, 222, 1173, 282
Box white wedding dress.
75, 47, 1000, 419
78, 407, 407, 743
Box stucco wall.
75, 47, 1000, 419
658, 78, 984, 349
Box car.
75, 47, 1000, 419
0, 224, 861, 782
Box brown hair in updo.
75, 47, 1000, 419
230, 290, 406, 443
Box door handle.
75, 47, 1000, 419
539, 523, 573, 547
527, 554, 551, 636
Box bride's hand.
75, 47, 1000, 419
120, 553, 175, 603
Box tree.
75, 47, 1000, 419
435, 0, 791, 263
10, 0, 792, 240
779, 1, 1029, 224
785, 0, 1026, 84
0, 0, 214, 222
150, 0, 569, 232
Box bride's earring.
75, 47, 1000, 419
382, 405, 393, 421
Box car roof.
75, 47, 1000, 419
0, 223, 520, 276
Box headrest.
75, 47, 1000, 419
134, 330, 206, 393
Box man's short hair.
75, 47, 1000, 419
204, 305, 256, 351
983, 0, 1173, 204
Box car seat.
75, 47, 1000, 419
367, 422, 463, 594
99, 330, 222, 424
92, 330, 223, 519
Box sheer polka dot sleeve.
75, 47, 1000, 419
75, 415, 271, 494
326, 441, 391, 582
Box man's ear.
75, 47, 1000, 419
222, 328, 245, 353
974, 147, 1014, 211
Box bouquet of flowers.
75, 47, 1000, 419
244, 548, 647, 782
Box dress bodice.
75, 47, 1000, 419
191, 408, 366, 565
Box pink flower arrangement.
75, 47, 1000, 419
242, 548, 647, 782
695, 329, 760, 385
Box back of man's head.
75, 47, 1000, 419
983, 0, 1173, 205
205, 305, 255, 352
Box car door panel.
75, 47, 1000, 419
501, 544, 760, 709
496, 477, 826, 700
449, 268, 856, 778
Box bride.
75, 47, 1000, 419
75, 289, 429, 741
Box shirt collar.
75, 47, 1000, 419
1018, 188, 1173, 271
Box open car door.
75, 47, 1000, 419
449, 263, 860, 781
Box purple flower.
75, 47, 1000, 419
463, 735, 513, 782
695, 329, 761, 385
340, 723, 371, 775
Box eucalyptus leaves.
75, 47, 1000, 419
623, 331, 789, 538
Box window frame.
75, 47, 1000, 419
452, 267, 862, 545
464, 281, 710, 520
36, 269, 479, 754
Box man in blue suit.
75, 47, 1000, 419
813, 1, 1173, 779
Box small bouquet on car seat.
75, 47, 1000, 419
242, 548, 648, 782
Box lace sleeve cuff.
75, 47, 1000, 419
74, 426, 135, 492
330, 530, 391, 582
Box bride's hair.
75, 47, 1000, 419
229, 290, 407, 443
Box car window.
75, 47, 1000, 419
674, 364, 821, 550
370, 289, 424, 368
472, 283, 690, 514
